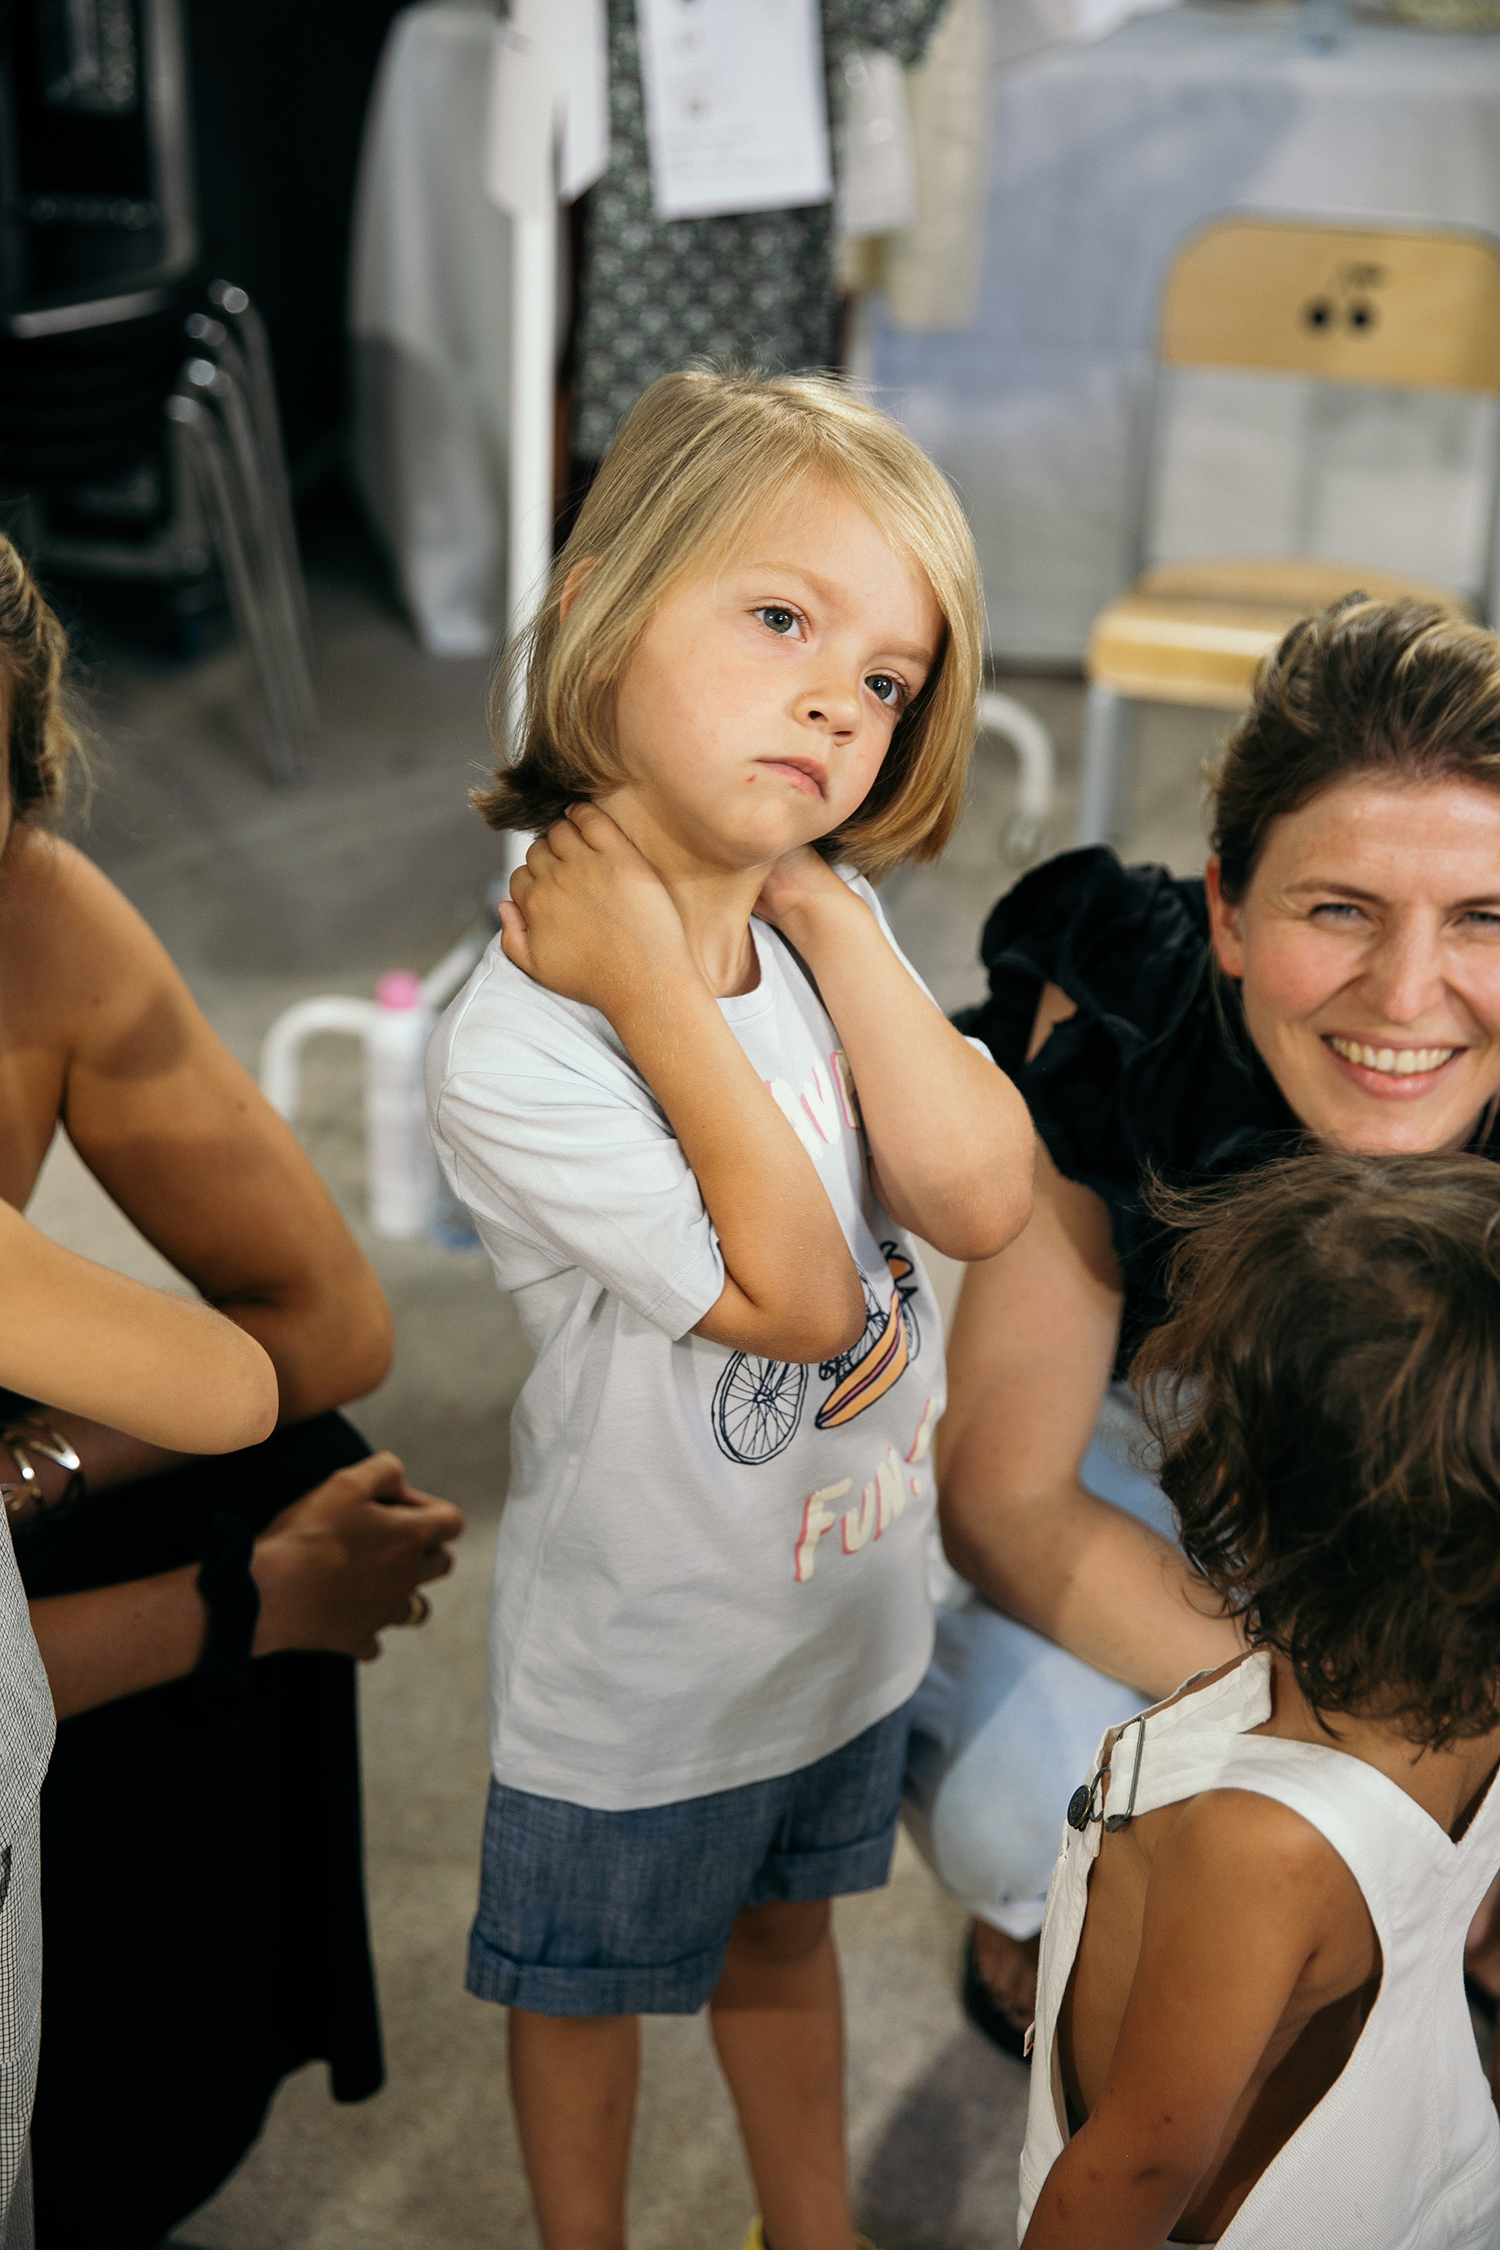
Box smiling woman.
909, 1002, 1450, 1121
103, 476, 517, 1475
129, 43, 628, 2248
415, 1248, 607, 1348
906, 594, 1500, 2056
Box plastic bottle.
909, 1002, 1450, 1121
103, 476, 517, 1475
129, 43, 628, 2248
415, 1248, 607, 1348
366, 972, 440, 1239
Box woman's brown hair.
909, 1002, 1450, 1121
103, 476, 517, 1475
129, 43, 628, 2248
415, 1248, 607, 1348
1210, 596, 1500, 900
0, 532, 81, 820
1134, 1149, 1500, 1750
473, 367, 984, 884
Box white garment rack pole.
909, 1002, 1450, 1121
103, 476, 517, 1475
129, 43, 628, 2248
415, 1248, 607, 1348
503, 202, 557, 881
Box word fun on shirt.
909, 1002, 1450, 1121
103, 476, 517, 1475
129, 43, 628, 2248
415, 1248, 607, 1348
794, 1396, 938, 1584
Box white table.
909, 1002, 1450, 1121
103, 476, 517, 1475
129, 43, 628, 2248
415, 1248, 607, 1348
865, 7, 1500, 660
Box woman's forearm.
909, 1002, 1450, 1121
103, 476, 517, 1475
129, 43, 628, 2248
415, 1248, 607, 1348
3, 1410, 187, 1500
942, 1475, 1242, 1700
31, 1572, 207, 1718
30, 1452, 467, 1718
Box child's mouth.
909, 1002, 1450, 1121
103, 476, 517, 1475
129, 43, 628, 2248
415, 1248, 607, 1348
758, 757, 826, 800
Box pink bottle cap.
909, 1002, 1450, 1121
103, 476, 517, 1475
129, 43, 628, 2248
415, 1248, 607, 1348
376, 970, 424, 1010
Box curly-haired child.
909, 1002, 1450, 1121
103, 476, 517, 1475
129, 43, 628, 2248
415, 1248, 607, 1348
1020, 1149, 1500, 2248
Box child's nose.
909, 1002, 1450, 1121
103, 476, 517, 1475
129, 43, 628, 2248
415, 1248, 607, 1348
797, 682, 859, 732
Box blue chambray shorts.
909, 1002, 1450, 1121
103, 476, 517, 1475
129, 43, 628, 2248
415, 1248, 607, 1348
466, 1699, 913, 2017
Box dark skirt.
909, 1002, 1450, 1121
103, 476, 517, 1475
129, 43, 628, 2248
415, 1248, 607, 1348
16, 1411, 384, 2250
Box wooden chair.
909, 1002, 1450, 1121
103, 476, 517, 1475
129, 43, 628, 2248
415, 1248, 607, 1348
1077, 217, 1500, 846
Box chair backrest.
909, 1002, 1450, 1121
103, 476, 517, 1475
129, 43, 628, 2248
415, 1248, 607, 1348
0, 0, 198, 326
1131, 215, 1500, 623
1159, 217, 1500, 395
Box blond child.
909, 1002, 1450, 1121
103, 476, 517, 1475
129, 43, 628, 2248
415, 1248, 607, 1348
1020, 1151, 1500, 2249
427, 369, 1034, 2250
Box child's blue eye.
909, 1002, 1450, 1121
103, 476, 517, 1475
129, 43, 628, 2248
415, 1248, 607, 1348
866, 673, 904, 708
755, 606, 801, 637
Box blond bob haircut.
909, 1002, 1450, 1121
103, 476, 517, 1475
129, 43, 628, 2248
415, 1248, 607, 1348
473, 368, 984, 883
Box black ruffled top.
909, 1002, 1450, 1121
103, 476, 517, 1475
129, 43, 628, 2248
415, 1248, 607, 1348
955, 848, 1305, 1375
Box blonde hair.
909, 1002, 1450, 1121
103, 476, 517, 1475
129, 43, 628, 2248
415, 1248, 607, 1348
473, 368, 984, 882
0, 533, 80, 821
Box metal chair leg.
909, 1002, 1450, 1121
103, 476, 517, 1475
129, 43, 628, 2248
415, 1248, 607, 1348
1076, 682, 1140, 849
166, 392, 310, 783
185, 359, 319, 745
978, 688, 1055, 863
206, 280, 313, 660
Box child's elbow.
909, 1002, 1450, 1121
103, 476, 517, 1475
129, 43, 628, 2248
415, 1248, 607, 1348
758, 1270, 867, 1364
696, 1270, 866, 1365
206, 1336, 280, 1453
919, 1172, 1033, 1264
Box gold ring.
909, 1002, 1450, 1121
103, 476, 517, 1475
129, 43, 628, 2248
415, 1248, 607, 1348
393, 1591, 430, 1628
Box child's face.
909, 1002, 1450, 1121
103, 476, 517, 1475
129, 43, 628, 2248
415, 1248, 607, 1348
1207, 773, 1500, 1154
602, 478, 942, 870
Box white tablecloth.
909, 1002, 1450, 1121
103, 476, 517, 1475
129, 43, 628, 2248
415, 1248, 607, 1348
865, 7, 1500, 660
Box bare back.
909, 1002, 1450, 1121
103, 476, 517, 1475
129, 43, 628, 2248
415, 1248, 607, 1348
1057, 1656, 1500, 2242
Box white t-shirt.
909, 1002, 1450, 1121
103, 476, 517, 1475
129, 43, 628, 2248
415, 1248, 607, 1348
426, 878, 951, 1810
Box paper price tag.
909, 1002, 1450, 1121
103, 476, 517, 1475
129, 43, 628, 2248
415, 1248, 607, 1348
636, 0, 832, 223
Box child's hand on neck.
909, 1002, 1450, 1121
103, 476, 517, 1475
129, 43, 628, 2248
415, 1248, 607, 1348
500, 803, 721, 1014
752, 844, 849, 937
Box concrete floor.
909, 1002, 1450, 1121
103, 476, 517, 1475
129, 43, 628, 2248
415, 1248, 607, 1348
29, 502, 1229, 2250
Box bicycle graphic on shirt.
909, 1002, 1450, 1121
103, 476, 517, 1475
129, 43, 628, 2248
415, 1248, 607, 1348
711, 1244, 920, 1466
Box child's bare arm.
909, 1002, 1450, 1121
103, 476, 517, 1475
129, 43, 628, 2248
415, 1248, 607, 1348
0, 1198, 277, 1454
1022, 1792, 1355, 2248
500, 809, 865, 1363
754, 852, 1033, 1259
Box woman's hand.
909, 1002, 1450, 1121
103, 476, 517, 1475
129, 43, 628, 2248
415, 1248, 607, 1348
32, 1454, 467, 1719
251, 1452, 465, 1661
499, 806, 696, 1015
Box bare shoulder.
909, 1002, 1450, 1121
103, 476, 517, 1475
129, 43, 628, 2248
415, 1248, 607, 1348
1155, 1787, 1374, 1977
0, 828, 185, 1038
0, 825, 140, 927
1167, 1785, 1349, 1876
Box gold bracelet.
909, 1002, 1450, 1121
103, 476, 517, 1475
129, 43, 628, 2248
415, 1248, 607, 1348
1, 1420, 85, 1524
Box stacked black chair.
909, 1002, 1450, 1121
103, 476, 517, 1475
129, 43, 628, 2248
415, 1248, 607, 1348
0, 0, 317, 780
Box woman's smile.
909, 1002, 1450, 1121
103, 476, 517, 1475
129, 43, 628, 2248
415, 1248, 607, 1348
1322, 1034, 1464, 1098
1207, 774, 1500, 1154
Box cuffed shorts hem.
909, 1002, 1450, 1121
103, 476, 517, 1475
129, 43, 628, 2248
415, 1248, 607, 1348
466, 1930, 730, 2016
466, 1699, 911, 2018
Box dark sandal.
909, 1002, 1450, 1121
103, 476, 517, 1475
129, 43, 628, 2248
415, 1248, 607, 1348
961, 1930, 1033, 2064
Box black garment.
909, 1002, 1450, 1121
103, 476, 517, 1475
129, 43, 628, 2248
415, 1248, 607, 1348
955, 848, 1313, 1376
17, 1411, 383, 2250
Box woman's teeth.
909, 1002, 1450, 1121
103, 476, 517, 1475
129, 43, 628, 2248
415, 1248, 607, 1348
1328, 1037, 1456, 1077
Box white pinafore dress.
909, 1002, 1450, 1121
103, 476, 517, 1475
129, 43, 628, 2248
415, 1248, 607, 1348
1017, 1651, 1500, 2249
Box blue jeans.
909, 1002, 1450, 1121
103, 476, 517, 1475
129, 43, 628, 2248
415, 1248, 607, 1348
902, 1389, 1173, 1940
